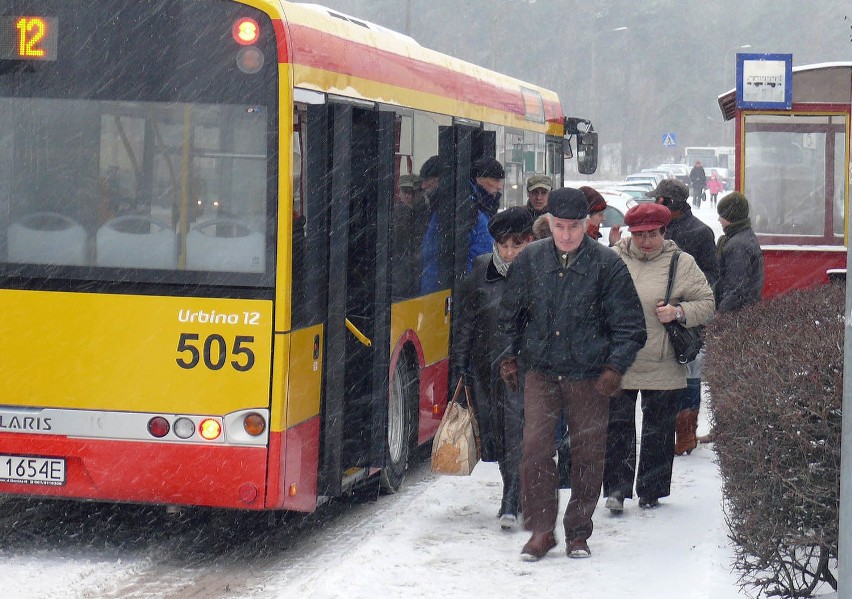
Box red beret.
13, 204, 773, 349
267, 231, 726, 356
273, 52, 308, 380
625, 203, 671, 232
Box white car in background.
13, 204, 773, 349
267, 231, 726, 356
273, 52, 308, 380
624, 173, 662, 188
608, 182, 655, 201
656, 163, 691, 185
597, 189, 636, 246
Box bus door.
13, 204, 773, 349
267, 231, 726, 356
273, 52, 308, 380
441, 124, 496, 393
312, 103, 394, 496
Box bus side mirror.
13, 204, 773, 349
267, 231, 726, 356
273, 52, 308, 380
576, 130, 598, 175
561, 137, 573, 159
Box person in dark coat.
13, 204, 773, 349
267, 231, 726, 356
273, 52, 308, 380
498, 187, 646, 561
649, 179, 719, 286
647, 178, 719, 455
689, 161, 707, 208
454, 206, 535, 530
697, 192, 765, 446
715, 192, 764, 312
393, 174, 430, 299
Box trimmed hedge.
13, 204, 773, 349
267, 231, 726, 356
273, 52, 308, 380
703, 282, 843, 597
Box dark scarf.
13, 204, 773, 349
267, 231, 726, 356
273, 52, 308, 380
717, 218, 752, 257
471, 180, 501, 219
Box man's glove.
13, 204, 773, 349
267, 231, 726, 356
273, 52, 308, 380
594, 366, 622, 398
499, 357, 519, 392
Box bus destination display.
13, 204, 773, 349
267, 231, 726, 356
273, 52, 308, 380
0, 16, 58, 61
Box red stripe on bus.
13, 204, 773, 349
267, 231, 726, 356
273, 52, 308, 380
417, 358, 449, 445
0, 434, 268, 509
272, 19, 289, 64
284, 23, 564, 126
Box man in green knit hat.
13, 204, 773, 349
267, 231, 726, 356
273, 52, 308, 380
715, 192, 764, 312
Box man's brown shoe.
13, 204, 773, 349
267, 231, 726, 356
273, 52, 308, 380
521, 531, 556, 561
566, 539, 591, 558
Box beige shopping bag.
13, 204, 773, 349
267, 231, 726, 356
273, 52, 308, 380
430, 378, 481, 476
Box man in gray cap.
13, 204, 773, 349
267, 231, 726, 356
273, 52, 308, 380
647, 178, 718, 456
525, 174, 552, 218
498, 187, 646, 561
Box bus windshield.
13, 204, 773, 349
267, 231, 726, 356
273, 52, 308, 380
0, 0, 278, 288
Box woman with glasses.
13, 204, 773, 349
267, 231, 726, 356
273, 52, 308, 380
602, 203, 715, 512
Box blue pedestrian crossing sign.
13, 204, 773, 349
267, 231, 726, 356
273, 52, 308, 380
662, 133, 677, 147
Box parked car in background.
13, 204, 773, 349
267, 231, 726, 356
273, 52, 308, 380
641, 168, 675, 182
625, 172, 662, 187
597, 189, 636, 246
656, 163, 691, 185
606, 182, 655, 201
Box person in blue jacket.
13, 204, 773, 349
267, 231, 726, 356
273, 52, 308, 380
420, 156, 505, 293
465, 157, 505, 268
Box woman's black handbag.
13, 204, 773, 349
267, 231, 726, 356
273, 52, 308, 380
663, 251, 705, 364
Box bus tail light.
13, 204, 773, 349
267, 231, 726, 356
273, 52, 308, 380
199, 418, 222, 440
147, 416, 170, 438
232, 17, 259, 45
243, 412, 266, 436
236, 46, 264, 75
173, 417, 195, 439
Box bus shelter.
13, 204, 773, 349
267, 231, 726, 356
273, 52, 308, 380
717, 62, 852, 298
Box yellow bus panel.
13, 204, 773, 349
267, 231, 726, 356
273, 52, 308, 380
391, 292, 451, 366
0, 290, 273, 415
283, 325, 324, 429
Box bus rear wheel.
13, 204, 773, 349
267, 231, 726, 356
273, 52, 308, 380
380, 355, 417, 494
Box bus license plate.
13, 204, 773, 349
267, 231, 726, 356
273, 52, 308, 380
0, 455, 65, 486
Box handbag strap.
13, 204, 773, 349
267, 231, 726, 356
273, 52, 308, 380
449, 377, 475, 416
664, 250, 681, 305
449, 377, 465, 407
448, 377, 481, 450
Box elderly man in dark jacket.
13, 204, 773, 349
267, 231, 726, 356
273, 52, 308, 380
715, 192, 764, 311
648, 178, 719, 455
498, 188, 646, 561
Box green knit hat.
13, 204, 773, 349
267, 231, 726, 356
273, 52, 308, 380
717, 192, 749, 222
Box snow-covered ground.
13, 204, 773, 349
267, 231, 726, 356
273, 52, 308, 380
262, 409, 743, 599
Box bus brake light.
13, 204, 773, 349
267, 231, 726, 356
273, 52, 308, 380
199, 418, 222, 440
232, 17, 259, 46
147, 417, 170, 438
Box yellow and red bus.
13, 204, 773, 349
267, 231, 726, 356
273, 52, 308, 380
0, 1, 595, 512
